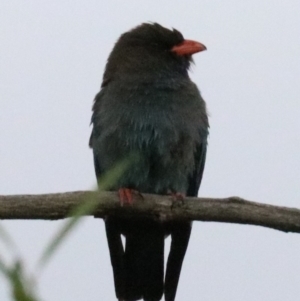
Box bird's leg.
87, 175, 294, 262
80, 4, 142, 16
168, 191, 186, 209
170, 192, 185, 201
118, 188, 133, 205
167, 190, 185, 201
118, 188, 142, 206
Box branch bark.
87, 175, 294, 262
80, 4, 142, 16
1, 191, 300, 233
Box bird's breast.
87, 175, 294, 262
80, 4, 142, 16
93, 81, 207, 193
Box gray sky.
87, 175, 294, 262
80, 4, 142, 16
1, 0, 300, 300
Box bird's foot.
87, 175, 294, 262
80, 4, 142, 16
170, 192, 185, 201
168, 192, 186, 209
118, 188, 141, 206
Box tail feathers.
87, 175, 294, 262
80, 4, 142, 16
124, 225, 165, 301
123, 233, 143, 300
106, 219, 165, 301
105, 219, 126, 299
164, 222, 192, 301
141, 229, 164, 301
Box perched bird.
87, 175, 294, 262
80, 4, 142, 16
90, 23, 209, 301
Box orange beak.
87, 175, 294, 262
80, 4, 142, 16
171, 40, 207, 56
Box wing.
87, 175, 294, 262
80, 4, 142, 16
89, 90, 104, 180
165, 140, 207, 301
187, 140, 207, 197
90, 89, 126, 299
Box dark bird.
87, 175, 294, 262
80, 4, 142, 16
89, 23, 209, 301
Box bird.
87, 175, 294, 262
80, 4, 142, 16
89, 22, 209, 301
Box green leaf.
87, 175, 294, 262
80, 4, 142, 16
36, 155, 136, 272
0, 222, 18, 254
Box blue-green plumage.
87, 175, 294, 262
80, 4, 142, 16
91, 78, 207, 194
90, 23, 208, 301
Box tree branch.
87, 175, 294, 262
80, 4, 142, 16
0, 191, 300, 233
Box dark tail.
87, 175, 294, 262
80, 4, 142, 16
105, 218, 164, 301
105, 218, 126, 299
164, 222, 192, 301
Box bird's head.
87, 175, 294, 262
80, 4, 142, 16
102, 23, 206, 86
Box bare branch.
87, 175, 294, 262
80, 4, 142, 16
0, 191, 300, 233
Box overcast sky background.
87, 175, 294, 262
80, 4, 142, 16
1, 1, 300, 300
